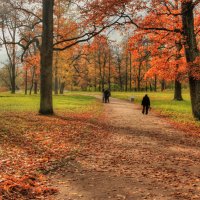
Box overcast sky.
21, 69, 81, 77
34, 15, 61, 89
0, 49, 8, 67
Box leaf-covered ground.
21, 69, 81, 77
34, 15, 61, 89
0, 110, 105, 199
0, 95, 200, 199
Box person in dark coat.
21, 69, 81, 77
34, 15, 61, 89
104, 89, 111, 103
141, 94, 150, 115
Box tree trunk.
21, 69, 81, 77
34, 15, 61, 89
145, 81, 148, 92
129, 52, 132, 91
161, 79, 166, 91
59, 82, 65, 94
137, 62, 142, 91
34, 81, 38, 94
29, 67, 36, 95
125, 54, 128, 92
98, 51, 102, 92
137, 77, 141, 91
54, 72, 59, 95
39, 0, 54, 115
174, 40, 183, 101
108, 52, 111, 90
102, 54, 106, 91
11, 64, 16, 94
154, 75, 157, 92
150, 83, 152, 91
11, 39, 16, 94
174, 79, 183, 101
94, 65, 97, 91
118, 63, 123, 91
10, 20, 16, 94
182, 1, 200, 119
54, 52, 59, 95
25, 69, 28, 95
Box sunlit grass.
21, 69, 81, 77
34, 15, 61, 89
0, 90, 199, 126
0, 92, 98, 113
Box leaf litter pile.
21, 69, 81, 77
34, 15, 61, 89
0, 111, 109, 199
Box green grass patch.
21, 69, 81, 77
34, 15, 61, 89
0, 92, 98, 113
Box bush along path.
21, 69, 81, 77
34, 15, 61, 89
50, 97, 200, 200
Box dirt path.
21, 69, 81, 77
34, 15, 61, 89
52, 97, 200, 200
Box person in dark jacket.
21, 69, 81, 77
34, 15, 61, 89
141, 94, 150, 115
104, 89, 111, 103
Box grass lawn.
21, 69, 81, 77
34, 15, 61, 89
111, 90, 200, 126
0, 92, 100, 113
1, 90, 198, 126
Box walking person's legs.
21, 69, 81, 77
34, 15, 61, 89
105, 96, 107, 103
146, 106, 149, 115
142, 106, 145, 114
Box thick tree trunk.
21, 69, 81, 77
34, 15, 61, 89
39, 0, 54, 114
174, 79, 183, 101
182, 2, 200, 119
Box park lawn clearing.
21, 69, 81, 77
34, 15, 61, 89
0, 93, 104, 199
0, 92, 99, 113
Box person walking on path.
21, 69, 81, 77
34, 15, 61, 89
141, 94, 150, 115
105, 89, 111, 103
